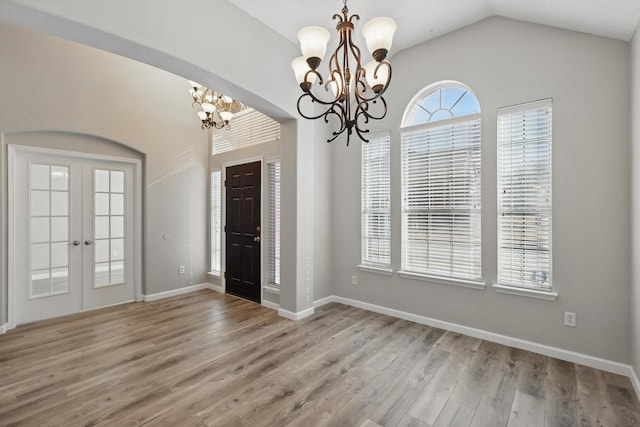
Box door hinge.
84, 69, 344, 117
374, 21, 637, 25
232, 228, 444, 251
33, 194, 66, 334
224, 225, 227, 232
224, 271, 227, 279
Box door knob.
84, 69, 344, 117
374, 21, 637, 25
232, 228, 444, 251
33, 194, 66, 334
254, 236, 260, 243
84, 240, 93, 246
72, 240, 80, 246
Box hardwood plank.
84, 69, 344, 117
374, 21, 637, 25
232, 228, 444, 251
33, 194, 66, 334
368, 343, 449, 426
515, 349, 548, 400
406, 343, 476, 425
433, 399, 476, 427
607, 383, 640, 426
359, 419, 384, 427
576, 364, 608, 398
469, 346, 519, 427
507, 390, 545, 427
449, 340, 505, 410
576, 364, 618, 427
0, 290, 637, 427
397, 413, 431, 427
544, 358, 578, 427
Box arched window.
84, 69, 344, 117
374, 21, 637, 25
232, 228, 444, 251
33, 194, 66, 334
403, 82, 481, 126
400, 81, 482, 282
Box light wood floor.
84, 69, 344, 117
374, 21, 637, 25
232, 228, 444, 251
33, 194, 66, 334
1, 290, 639, 427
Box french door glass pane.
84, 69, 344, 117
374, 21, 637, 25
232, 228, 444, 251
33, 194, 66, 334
29, 163, 70, 298
94, 169, 125, 287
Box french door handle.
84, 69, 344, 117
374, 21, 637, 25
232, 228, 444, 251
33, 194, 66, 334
72, 240, 81, 246
84, 240, 93, 246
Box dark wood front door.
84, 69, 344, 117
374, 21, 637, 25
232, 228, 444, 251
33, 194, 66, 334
225, 161, 261, 303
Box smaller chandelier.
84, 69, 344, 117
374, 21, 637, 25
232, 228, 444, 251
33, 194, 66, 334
291, 0, 396, 144
188, 81, 243, 130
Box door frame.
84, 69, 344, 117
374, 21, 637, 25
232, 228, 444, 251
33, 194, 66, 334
221, 156, 264, 304
7, 144, 143, 330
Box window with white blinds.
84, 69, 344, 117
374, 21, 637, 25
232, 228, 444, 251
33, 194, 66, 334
267, 161, 281, 286
497, 99, 552, 290
361, 132, 391, 268
213, 108, 281, 155
210, 170, 222, 274
400, 82, 482, 280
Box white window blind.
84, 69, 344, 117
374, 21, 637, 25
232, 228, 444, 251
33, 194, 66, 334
497, 99, 552, 290
267, 161, 281, 286
213, 108, 281, 155
210, 170, 222, 274
361, 132, 391, 268
401, 117, 482, 279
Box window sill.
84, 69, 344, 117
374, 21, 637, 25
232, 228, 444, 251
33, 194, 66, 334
492, 283, 558, 301
207, 271, 221, 278
397, 271, 486, 290
264, 284, 280, 294
358, 264, 393, 275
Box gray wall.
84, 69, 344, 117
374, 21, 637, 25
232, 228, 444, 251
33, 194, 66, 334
0, 23, 210, 324
632, 27, 640, 373
0, 0, 332, 316
330, 17, 631, 363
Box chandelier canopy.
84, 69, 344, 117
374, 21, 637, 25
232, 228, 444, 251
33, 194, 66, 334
188, 81, 243, 130
291, 0, 396, 145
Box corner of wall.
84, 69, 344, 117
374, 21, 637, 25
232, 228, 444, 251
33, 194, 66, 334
630, 22, 640, 375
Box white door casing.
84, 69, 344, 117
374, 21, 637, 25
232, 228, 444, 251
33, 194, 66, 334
8, 145, 142, 327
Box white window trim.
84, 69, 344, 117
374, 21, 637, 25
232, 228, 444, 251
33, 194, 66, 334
263, 283, 280, 294
492, 283, 558, 301
358, 264, 393, 275
397, 270, 486, 290
400, 112, 481, 134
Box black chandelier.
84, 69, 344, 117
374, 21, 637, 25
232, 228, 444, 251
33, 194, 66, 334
188, 81, 243, 130
291, 0, 396, 145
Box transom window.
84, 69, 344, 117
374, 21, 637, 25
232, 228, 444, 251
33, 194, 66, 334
402, 82, 481, 126
400, 82, 482, 281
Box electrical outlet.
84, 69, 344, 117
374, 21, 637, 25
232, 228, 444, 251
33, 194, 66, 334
351, 275, 357, 286
564, 311, 576, 327
179, 265, 185, 275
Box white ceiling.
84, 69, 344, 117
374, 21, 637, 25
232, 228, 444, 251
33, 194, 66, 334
229, 0, 640, 55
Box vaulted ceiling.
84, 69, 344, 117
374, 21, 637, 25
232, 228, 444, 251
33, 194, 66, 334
229, 0, 640, 55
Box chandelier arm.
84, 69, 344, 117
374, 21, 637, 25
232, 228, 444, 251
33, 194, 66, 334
299, 87, 345, 108
304, 69, 324, 87
325, 31, 347, 104
357, 95, 389, 122
325, 104, 349, 143
355, 61, 392, 103
297, 93, 345, 121
353, 122, 370, 143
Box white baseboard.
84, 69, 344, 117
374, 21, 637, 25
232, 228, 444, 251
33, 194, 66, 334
143, 283, 212, 302
0, 323, 7, 334
313, 295, 335, 308
208, 283, 224, 293
630, 367, 640, 399
278, 306, 314, 320
262, 300, 279, 311
316, 294, 634, 378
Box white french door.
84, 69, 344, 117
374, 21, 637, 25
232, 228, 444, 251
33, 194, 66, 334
9, 146, 139, 325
